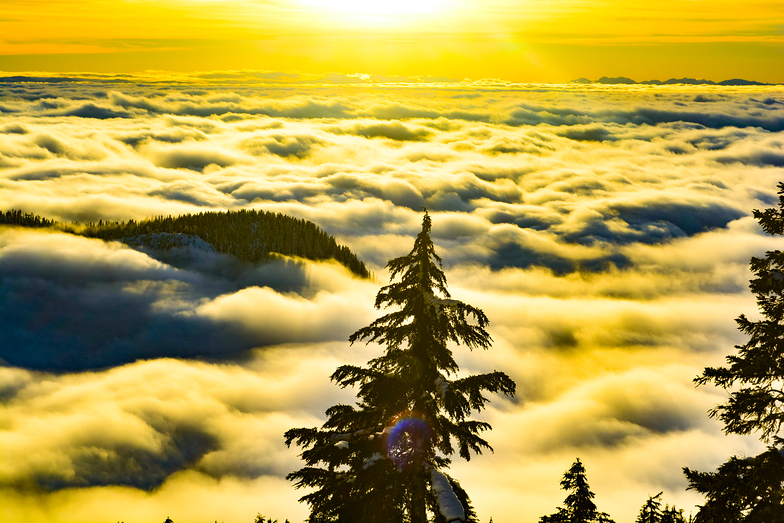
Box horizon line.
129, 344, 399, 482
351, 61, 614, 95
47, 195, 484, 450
1, 70, 781, 88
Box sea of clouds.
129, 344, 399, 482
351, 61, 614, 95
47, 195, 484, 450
1, 75, 783, 522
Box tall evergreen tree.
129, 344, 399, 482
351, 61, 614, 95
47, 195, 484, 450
540, 459, 615, 523
285, 210, 516, 523
684, 181, 784, 522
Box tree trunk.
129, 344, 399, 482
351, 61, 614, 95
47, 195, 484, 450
409, 466, 427, 523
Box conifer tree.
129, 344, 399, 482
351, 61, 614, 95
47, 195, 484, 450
285, 210, 516, 523
684, 181, 784, 522
636, 493, 663, 523
662, 506, 689, 523
540, 459, 615, 523
633, 493, 688, 523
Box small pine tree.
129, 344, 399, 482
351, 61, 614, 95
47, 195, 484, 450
633, 494, 688, 523
660, 505, 688, 523
540, 459, 615, 523
636, 493, 663, 523
285, 210, 515, 523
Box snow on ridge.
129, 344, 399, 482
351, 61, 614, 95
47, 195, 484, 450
123, 233, 216, 253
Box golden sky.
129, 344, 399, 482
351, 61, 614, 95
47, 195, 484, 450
1, 0, 783, 82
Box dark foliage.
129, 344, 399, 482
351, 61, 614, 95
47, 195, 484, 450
0, 209, 55, 228
254, 513, 291, 523
684, 447, 784, 523
539, 458, 615, 523
635, 492, 689, 523
285, 210, 515, 523
686, 181, 784, 520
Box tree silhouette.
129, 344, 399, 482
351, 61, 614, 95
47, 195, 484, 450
540, 459, 615, 523
685, 181, 784, 522
285, 210, 515, 522
254, 514, 289, 523
660, 506, 689, 523
684, 448, 784, 523
636, 493, 663, 523
634, 493, 688, 523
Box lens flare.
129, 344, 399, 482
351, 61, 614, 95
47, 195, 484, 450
385, 414, 433, 471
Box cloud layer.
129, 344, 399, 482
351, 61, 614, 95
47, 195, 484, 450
1, 77, 783, 522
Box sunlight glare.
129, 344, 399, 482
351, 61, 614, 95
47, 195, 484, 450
297, 0, 450, 25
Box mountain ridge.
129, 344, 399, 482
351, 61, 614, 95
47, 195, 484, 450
0, 208, 370, 278
572, 76, 774, 86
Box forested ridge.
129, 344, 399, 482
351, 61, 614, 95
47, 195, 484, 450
0, 209, 57, 228
0, 208, 369, 278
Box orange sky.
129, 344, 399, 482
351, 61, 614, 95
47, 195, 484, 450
0, 0, 784, 82
1, 0, 782, 82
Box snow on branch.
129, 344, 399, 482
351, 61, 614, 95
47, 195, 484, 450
330, 426, 380, 443
434, 376, 449, 400
363, 453, 384, 469
430, 468, 465, 522
424, 290, 462, 317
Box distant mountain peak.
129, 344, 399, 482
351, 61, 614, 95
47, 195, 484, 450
596, 76, 636, 84
571, 76, 772, 86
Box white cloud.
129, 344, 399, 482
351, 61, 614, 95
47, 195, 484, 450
2, 79, 783, 522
